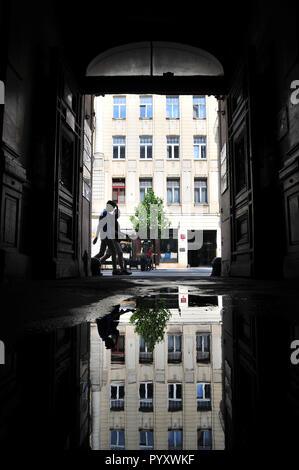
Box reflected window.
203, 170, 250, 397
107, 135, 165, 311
113, 136, 126, 159
139, 337, 153, 363
140, 96, 153, 118
168, 334, 182, 363
139, 382, 153, 411
110, 383, 125, 411
167, 137, 180, 159
168, 383, 182, 411
111, 335, 125, 363
140, 430, 154, 450
198, 429, 212, 450
193, 96, 206, 119
168, 429, 182, 450
194, 136, 207, 159
196, 333, 210, 363
113, 96, 126, 119
197, 383, 211, 411
166, 97, 179, 118
110, 429, 125, 450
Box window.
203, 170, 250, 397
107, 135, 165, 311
160, 228, 178, 263
168, 334, 182, 363
168, 383, 182, 411
196, 333, 210, 363
139, 337, 153, 363
167, 137, 179, 159
197, 382, 211, 411
140, 96, 153, 118
193, 96, 206, 119
110, 384, 125, 410
140, 137, 153, 159
113, 96, 126, 119
167, 178, 180, 204
194, 178, 208, 204
140, 430, 154, 450
139, 382, 153, 411
168, 430, 182, 450
194, 136, 207, 159
139, 178, 152, 202
111, 335, 125, 363
112, 178, 125, 204
113, 136, 126, 159
198, 429, 212, 450
166, 96, 179, 118
110, 430, 125, 450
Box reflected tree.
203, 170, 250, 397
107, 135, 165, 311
129, 298, 171, 351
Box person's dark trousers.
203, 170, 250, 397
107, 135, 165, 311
95, 238, 117, 270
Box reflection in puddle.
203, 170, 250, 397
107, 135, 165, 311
2, 286, 299, 450
91, 292, 224, 450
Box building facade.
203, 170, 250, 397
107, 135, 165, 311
92, 94, 221, 267
90, 288, 225, 450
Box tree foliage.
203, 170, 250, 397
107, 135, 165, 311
129, 297, 171, 351
130, 189, 170, 239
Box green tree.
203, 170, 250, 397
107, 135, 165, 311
130, 189, 170, 240
129, 298, 171, 351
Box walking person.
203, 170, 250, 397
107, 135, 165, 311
93, 200, 119, 275
114, 205, 132, 275
99, 203, 132, 275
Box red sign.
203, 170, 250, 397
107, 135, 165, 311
180, 234, 186, 239
180, 296, 186, 303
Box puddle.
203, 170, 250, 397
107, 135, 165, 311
1, 285, 299, 450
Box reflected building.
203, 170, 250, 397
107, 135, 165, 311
90, 287, 225, 450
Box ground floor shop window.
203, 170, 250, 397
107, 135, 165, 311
160, 229, 178, 263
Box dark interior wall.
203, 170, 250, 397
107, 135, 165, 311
218, 2, 299, 278
0, 1, 65, 279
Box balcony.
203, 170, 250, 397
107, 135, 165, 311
168, 400, 182, 411
110, 399, 124, 411
139, 351, 153, 363
111, 352, 125, 363
139, 399, 153, 412
168, 351, 182, 363
196, 351, 210, 363
197, 400, 211, 411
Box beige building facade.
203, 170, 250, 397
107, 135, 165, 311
92, 94, 221, 267
90, 288, 225, 450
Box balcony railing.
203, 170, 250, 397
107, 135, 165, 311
168, 351, 182, 363
168, 400, 183, 411
197, 400, 211, 411
196, 351, 210, 363
139, 399, 153, 412
111, 352, 125, 363
139, 351, 153, 363
110, 399, 124, 411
